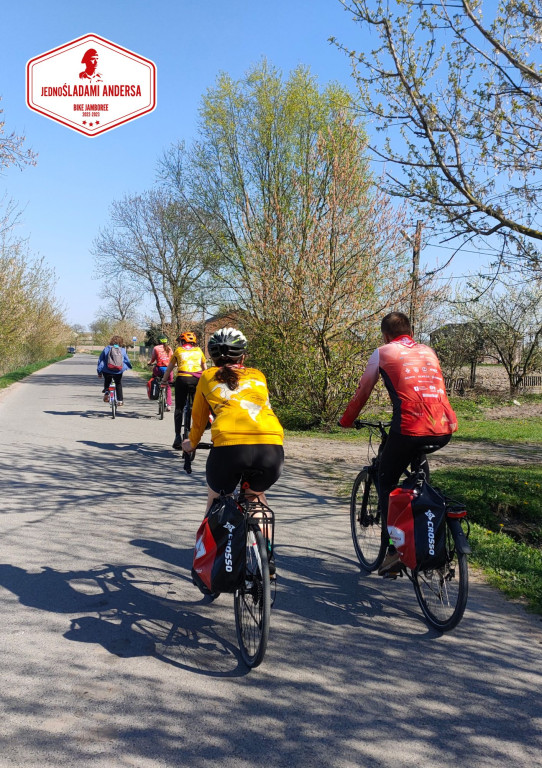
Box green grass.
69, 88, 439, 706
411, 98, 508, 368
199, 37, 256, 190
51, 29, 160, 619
448, 393, 542, 443
468, 523, 542, 613
428, 465, 542, 613
431, 466, 542, 545
453, 417, 542, 442
0, 355, 70, 389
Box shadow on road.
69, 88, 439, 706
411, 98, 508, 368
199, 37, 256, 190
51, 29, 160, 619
0, 561, 247, 677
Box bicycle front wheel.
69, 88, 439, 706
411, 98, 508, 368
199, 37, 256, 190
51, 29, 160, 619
413, 527, 468, 632
350, 468, 386, 571
234, 527, 270, 668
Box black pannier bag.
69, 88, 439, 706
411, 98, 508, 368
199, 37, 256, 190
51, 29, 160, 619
192, 495, 246, 595
147, 377, 160, 400
388, 479, 447, 572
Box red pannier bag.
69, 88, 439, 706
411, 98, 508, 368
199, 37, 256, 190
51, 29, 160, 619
192, 495, 246, 595
387, 480, 447, 571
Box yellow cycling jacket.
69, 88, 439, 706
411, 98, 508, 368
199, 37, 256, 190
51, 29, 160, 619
188, 366, 284, 448
172, 345, 206, 376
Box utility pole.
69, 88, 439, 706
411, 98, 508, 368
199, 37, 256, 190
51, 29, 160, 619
409, 220, 423, 334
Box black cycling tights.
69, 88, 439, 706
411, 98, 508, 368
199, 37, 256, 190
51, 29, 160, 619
174, 375, 199, 435
378, 431, 451, 527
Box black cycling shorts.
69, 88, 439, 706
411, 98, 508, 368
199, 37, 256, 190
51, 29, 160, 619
206, 444, 284, 494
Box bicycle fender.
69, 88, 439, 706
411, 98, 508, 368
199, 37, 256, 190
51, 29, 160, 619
447, 518, 472, 554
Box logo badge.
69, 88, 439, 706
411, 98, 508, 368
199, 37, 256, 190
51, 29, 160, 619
223, 522, 236, 533
194, 537, 206, 560
425, 510, 436, 520
26, 33, 156, 136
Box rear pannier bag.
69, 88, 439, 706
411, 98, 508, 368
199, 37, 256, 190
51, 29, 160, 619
147, 376, 160, 400
192, 495, 246, 595
387, 480, 447, 571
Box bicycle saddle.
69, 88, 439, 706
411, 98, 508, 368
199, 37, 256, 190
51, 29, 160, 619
417, 444, 443, 455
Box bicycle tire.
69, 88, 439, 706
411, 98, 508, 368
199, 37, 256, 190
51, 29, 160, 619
234, 527, 271, 668
110, 395, 116, 419
413, 525, 468, 632
182, 393, 193, 442
158, 389, 165, 420
350, 468, 387, 571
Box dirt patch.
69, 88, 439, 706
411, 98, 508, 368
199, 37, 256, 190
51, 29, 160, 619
284, 435, 542, 479
482, 402, 542, 420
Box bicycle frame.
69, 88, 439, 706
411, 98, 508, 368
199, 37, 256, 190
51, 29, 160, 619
237, 492, 275, 559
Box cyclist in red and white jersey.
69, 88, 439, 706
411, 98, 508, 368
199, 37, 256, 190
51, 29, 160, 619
339, 311, 457, 574
148, 335, 173, 411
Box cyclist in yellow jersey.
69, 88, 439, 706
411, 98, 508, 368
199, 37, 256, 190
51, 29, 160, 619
182, 327, 284, 524
160, 331, 207, 450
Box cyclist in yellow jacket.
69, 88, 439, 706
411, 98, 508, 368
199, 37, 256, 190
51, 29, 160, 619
160, 331, 207, 449
181, 327, 284, 522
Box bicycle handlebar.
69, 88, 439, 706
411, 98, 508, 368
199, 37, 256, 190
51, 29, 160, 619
182, 441, 212, 475
353, 420, 392, 430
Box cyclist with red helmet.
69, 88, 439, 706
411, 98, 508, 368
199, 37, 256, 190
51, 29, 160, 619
181, 327, 284, 522
161, 331, 207, 449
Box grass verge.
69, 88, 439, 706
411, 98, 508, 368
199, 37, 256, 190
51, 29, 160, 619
0, 355, 70, 389
468, 523, 542, 613
431, 465, 542, 614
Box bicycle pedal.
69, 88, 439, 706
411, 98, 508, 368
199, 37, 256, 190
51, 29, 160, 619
382, 570, 402, 580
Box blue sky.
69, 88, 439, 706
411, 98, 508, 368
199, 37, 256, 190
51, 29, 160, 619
1, 0, 462, 327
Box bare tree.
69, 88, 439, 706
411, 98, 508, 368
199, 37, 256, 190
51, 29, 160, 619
0, 98, 37, 175
334, 0, 542, 270
458, 277, 542, 395
99, 273, 143, 322
93, 189, 214, 329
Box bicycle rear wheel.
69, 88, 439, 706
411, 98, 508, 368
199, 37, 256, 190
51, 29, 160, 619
413, 526, 468, 632
350, 468, 386, 571
110, 396, 116, 419
182, 395, 195, 463
158, 388, 165, 420
234, 527, 270, 668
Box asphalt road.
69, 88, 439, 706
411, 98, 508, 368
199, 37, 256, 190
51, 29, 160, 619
0, 354, 540, 768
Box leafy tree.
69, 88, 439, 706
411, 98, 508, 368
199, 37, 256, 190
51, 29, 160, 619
166, 62, 409, 423
0, 245, 68, 371
89, 317, 113, 347
145, 323, 167, 348
334, 0, 542, 270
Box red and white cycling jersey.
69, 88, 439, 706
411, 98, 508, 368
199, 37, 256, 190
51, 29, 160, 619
341, 335, 457, 436
151, 344, 173, 368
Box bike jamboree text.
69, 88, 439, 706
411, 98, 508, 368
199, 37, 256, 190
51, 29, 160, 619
40, 84, 142, 97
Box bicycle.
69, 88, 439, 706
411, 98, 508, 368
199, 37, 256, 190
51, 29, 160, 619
350, 420, 471, 632
190, 442, 275, 668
